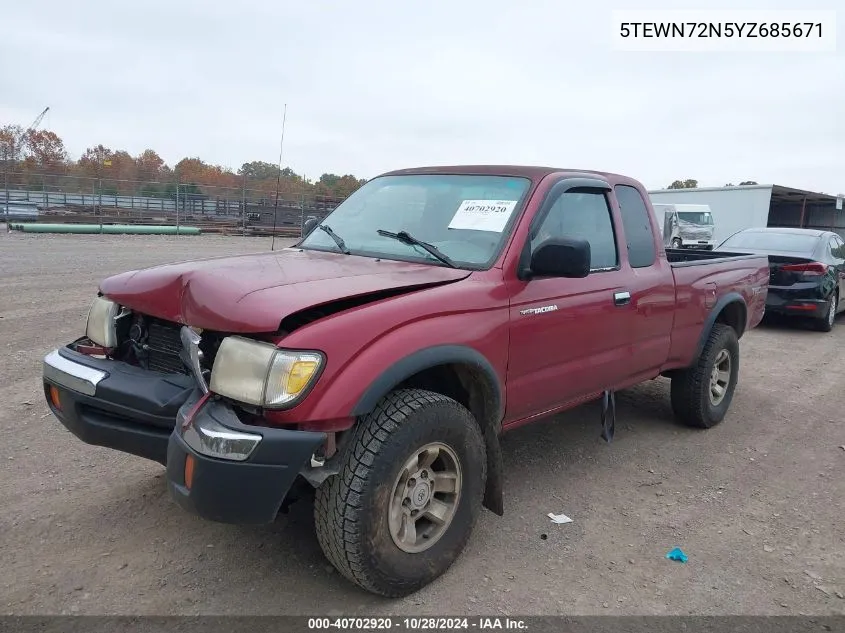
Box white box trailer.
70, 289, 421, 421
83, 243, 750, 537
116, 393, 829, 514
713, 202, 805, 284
648, 184, 844, 247
651, 203, 715, 250
649, 186, 774, 247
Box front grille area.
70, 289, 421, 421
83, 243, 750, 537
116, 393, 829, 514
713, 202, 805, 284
146, 319, 186, 374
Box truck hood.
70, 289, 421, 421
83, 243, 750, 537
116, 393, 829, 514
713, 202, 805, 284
99, 248, 471, 333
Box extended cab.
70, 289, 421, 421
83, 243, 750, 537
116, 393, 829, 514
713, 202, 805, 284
42, 166, 769, 597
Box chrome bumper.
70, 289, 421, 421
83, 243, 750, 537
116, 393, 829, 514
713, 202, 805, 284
42, 349, 107, 396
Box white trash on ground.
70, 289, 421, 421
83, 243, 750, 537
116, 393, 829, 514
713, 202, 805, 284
547, 512, 573, 524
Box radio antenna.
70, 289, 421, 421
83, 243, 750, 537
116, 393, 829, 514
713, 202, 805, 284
270, 103, 287, 252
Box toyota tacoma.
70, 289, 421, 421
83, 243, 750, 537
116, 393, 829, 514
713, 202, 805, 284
42, 165, 770, 596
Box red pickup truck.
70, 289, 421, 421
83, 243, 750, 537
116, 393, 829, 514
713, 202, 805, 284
42, 165, 769, 597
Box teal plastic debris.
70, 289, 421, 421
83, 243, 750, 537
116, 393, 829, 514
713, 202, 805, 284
665, 547, 688, 563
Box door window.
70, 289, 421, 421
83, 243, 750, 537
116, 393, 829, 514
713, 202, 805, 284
531, 191, 618, 271
830, 236, 845, 261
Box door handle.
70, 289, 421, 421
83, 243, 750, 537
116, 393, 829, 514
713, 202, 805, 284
614, 291, 631, 306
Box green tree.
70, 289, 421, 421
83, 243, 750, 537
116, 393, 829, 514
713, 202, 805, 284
668, 179, 698, 189
238, 161, 281, 180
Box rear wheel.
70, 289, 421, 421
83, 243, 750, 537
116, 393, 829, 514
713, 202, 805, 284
314, 389, 486, 597
815, 291, 837, 332
670, 323, 739, 428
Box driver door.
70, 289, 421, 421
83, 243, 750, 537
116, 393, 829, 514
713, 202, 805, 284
505, 185, 636, 423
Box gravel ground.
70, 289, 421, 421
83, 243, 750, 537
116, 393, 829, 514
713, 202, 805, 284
1, 230, 843, 616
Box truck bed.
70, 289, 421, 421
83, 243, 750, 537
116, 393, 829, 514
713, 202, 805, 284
664, 248, 770, 369
665, 247, 765, 267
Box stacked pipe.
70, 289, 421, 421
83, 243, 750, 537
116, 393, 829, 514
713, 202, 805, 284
9, 224, 201, 235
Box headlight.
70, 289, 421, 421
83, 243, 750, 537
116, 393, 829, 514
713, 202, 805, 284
209, 336, 323, 408
86, 297, 120, 347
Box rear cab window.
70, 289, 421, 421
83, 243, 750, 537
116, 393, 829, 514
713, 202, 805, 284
614, 185, 657, 268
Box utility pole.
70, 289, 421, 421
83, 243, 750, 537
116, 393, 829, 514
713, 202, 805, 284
175, 179, 180, 234
241, 172, 247, 237
3, 169, 8, 232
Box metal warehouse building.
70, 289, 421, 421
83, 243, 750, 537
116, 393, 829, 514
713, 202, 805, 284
648, 185, 844, 246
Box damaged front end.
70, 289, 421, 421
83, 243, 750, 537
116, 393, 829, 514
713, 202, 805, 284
42, 297, 335, 524
166, 388, 326, 524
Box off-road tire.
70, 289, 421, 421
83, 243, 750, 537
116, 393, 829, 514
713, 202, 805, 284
314, 389, 487, 597
670, 323, 739, 428
815, 291, 837, 332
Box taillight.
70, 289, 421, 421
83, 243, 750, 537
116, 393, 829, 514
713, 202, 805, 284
780, 262, 828, 276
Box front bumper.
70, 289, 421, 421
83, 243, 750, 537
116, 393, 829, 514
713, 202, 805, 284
166, 391, 326, 524
43, 346, 195, 464
43, 345, 326, 524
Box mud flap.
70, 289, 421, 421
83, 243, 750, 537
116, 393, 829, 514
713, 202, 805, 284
481, 423, 504, 516
601, 390, 616, 443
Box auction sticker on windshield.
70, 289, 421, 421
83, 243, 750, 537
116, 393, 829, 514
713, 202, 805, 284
448, 200, 518, 232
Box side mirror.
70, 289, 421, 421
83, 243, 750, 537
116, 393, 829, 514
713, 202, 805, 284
302, 217, 318, 236
529, 237, 591, 278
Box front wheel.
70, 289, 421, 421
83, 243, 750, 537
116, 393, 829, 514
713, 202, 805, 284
314, 389, 487, 597
671, 238, 683, 249
670, 323, 740, 428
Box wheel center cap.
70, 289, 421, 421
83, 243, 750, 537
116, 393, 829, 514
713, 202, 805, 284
412, 482, 431, 508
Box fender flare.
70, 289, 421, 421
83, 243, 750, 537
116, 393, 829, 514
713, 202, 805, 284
693, 292, 747, 361
351, 345, 506, 516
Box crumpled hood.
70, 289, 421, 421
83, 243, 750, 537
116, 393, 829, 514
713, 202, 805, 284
99, 248, 471, 332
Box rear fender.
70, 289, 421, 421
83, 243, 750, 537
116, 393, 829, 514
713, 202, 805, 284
693, 293, 747, 361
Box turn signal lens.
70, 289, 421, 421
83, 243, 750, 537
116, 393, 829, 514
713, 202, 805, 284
184, 454, 196, 490
265, 352, 323, 406
287, 359, 321, 395
49, 385, 62, 410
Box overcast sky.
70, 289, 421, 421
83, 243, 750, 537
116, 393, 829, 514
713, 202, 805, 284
1, 0, 842, 192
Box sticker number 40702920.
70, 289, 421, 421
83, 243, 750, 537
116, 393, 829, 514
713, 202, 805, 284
448, 199, 518, 233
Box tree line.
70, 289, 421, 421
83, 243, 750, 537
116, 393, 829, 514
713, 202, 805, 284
0, 123, 367, 201
667, 179, 758, 189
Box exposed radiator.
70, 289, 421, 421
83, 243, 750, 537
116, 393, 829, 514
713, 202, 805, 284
146, 319, 186, 374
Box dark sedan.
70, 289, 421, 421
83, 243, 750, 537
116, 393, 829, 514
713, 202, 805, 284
717, 227, 845, 332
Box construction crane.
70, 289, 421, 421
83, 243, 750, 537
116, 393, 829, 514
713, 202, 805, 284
26, 107, 50, 134
5, 106, 49, 159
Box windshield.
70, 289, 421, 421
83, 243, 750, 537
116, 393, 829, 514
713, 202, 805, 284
298, 174, 531, 268
677, 212, 713, 225
721, 231, 821, 253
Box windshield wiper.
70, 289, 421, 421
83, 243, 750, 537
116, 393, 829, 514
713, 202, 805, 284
376, 229, 457, 268
318, 224, 350, 254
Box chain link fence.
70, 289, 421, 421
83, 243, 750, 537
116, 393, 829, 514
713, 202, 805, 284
1, 171, 348, 236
